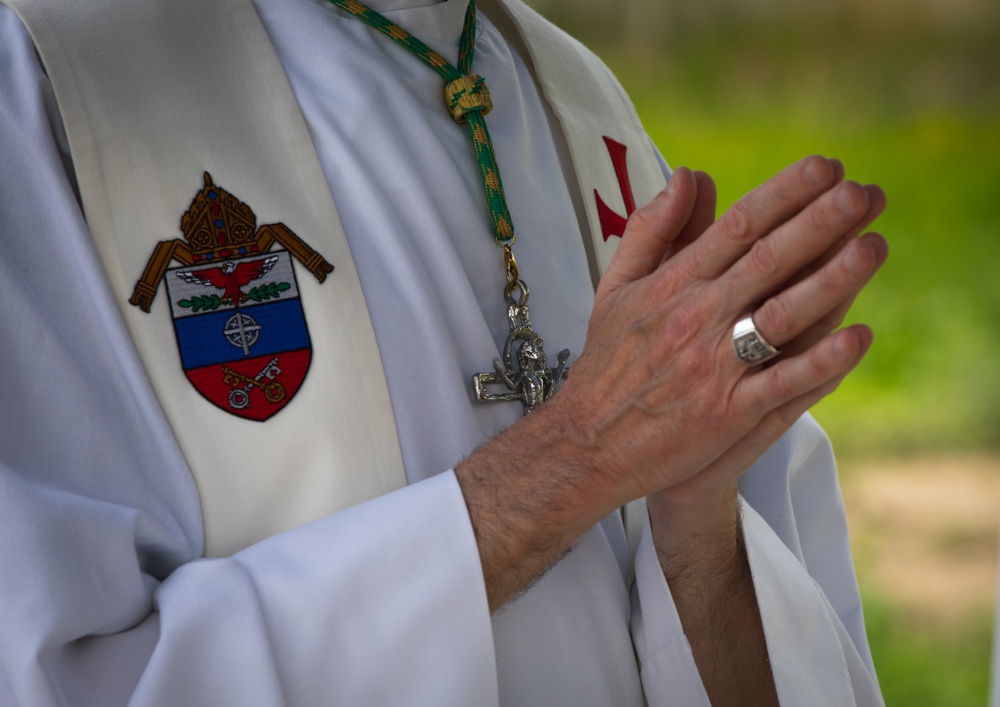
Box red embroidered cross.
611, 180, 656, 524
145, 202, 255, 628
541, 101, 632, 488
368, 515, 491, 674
593, 136, 636, 241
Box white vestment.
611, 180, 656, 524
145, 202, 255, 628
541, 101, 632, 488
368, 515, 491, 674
0, 0, 882, 704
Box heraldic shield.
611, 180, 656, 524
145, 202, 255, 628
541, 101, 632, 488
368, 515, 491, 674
129, 173, 333, 421
166, 251, 310, 420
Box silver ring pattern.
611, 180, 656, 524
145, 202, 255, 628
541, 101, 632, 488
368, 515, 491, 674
732, 316, 781, 365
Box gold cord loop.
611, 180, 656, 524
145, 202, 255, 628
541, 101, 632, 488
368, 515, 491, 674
445, 75, 493, 123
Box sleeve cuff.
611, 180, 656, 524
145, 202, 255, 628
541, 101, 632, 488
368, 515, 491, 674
140, 471, 498, 706
741, 497, 883, 707
630, 511, 711, 706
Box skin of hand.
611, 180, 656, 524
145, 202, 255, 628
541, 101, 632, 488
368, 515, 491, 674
454, 158, 887, 659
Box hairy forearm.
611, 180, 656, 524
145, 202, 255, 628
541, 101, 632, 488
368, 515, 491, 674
454, 399, 615, 612
648, 489, 779, 706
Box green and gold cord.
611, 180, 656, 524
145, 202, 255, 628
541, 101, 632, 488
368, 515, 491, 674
325, 0, 516, 249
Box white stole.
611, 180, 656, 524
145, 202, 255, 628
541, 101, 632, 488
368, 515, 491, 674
7, 0, 664, 557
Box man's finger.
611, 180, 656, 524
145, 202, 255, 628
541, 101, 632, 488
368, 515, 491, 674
599, 167, 698, 294
747, 184, 885, 356
737, 324, 873, 415
777, 297, 854, 359
666, 369, 853, 500
775, 183, 887, 292
718, 179, 878, 314
663, 170, 717, 262
673, 156, 839, 281
750, 232, 888, 347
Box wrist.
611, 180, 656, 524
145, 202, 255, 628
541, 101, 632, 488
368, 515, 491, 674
647, 483, 742, 587
454, 394, 618, 610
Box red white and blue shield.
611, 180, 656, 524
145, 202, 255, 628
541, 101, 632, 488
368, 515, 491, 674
164, 249, 311, 421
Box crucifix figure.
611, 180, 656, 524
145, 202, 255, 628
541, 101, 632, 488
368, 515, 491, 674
473, 282, 570, 414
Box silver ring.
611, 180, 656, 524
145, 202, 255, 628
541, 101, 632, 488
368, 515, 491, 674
732, 316, 781, 365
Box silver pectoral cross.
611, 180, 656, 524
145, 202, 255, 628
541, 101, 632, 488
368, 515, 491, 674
473, 280, 570, 414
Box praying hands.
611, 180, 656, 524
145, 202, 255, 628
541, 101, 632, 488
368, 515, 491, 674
457, 155, 887, 704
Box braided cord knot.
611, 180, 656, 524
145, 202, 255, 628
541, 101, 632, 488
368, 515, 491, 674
445, 75, 493, 123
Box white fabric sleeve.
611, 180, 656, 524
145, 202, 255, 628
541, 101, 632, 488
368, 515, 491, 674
0, 7, 496, 706
631, 416, 883, 706
141, 474, 496, 706
741, 498, 883, 706
1, 470, 496, 707
630, 520, 712, 706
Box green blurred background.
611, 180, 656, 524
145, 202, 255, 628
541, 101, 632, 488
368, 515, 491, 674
526, 0, 1000, 702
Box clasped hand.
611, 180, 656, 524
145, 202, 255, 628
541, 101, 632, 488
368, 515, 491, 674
456, 156, 887, 613
556, 155, 887, 512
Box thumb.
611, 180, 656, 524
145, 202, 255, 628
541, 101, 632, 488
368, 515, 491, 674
598, 166, 698, 296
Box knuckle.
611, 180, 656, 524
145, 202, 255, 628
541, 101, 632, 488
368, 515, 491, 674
818, 261, 848, 298
758, 408, 793, 441
666, 288, 725, 345
749, 238, 779, 277
811, 342, 839, 378
626, 194, 665, 236
719, 200, 755, 245
706, 286, 728, 315
676, 345, 707, 380
767, 368, 796, 400
759, 297, 793, 340
661, 306, 700, 354
627, 204, 654, 233
805, 200, 832, 238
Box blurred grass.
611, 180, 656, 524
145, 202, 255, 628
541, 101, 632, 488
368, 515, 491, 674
527, 2, 999, 703
863, 594, 993, 705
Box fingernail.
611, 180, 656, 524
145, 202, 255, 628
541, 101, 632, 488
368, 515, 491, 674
665, 169, 680, 195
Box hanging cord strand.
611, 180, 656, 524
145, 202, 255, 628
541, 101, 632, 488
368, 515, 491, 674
326, 0, 515, 248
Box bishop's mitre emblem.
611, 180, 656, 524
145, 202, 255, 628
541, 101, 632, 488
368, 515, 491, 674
129, 172, 333, 421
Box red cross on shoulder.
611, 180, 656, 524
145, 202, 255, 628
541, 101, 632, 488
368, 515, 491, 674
593, 136, 637, 242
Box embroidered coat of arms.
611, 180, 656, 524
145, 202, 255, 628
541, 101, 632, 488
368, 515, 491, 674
129, 173, 333, 421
